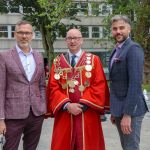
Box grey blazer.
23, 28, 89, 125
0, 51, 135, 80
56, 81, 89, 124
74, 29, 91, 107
0, 48, 46, 119
109, 38, 148, 117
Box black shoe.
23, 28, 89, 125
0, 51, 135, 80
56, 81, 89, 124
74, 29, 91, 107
101, 115, 107, 122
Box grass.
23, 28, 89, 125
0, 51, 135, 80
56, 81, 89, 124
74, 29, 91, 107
142, 84, 150, 92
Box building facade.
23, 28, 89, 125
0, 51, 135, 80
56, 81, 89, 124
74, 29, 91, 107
0, 0, 113, 74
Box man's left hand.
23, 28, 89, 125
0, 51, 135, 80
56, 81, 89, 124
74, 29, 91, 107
121, 114, 132, 134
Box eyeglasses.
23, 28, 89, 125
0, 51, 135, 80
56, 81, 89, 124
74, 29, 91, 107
16, 31, 33, 36
66, 37, 82, 41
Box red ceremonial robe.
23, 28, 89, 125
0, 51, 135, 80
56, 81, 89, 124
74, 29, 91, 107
47, 51, 110, 150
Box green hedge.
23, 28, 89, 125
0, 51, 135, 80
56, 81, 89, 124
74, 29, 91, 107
142, 84, 150, 92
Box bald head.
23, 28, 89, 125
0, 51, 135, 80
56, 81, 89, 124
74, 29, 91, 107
66, 29, 82, 38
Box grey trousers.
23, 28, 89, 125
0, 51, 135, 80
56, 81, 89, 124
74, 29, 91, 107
115, 115, 144, 150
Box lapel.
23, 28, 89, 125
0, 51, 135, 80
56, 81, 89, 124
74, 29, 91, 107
61, 51, 86, 69
12, 48, 40, 82
75, 51, 85, 67
116, 38, 131, 58
109, 38, 132, 72
11, 48, 28, 80
30, 51, 39, 82
63, 52, 70, 64
63, 51, 85, 67
109, 48, 116, 71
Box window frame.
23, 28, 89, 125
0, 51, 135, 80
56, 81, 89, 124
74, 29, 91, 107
0, 25, 8, 38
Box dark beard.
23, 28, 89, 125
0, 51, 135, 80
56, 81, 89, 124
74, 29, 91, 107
115, 35, 128, 43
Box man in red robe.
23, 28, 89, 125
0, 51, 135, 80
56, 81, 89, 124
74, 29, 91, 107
47, 29, 110, 150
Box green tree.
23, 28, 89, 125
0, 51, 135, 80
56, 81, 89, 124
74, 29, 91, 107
106, 0, 150, 83
0, 0, 79, 67
0, 0, 8, 13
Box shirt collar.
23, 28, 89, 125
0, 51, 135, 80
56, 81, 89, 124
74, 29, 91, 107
68, 49, 82, 58
15, 44, 33, 55
116, 37, 129, 49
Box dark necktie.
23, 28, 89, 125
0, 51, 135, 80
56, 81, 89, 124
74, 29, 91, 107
71, 55, 76, 67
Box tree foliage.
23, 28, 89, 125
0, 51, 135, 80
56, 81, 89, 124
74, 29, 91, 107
106, 0, 150, 83
0, 0, 78, 66
0, 0, 8, 13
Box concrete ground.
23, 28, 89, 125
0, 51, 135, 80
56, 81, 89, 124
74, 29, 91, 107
18, 113, 150, 150
19, 92, 150, 150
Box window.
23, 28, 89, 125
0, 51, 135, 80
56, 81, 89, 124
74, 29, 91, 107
22, 7, 34, 13
101, 4, 112, 15
75, 2, 88, 16
10, 6, 20, 13
92, 27, 100, 38
80, 26, 89, 38
35, 31, 42, 39
91, 3, 112, 16
11, 26, 15, 38
0, 25, 19, 39
91, 3, 100, 16
0, 26, 8, 38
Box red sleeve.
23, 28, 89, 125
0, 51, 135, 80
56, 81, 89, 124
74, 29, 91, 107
80, 56, 110, 113
46, 64, 70, 116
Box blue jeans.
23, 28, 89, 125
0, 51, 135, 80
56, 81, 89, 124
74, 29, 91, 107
115, 115, 144, 150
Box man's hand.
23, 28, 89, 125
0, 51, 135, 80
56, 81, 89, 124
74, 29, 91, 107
0, 120, 6, 135
121, 114, 132, 134
66, 103, 83, 116
110, 115, 116, 124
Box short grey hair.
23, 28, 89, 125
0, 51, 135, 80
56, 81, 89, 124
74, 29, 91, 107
110, 15, 131, 27
15, 20, 33, 31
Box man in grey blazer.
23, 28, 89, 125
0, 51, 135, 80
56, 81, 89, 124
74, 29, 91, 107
0, 20, 46, 150
109, 15, 148, 150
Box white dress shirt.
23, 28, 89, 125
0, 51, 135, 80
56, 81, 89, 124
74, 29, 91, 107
68, 49, 82, 65
16, 44, 36, 81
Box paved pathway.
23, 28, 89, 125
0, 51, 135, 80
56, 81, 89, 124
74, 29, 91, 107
18, 114, 150, 150
18, 93, 150, 150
